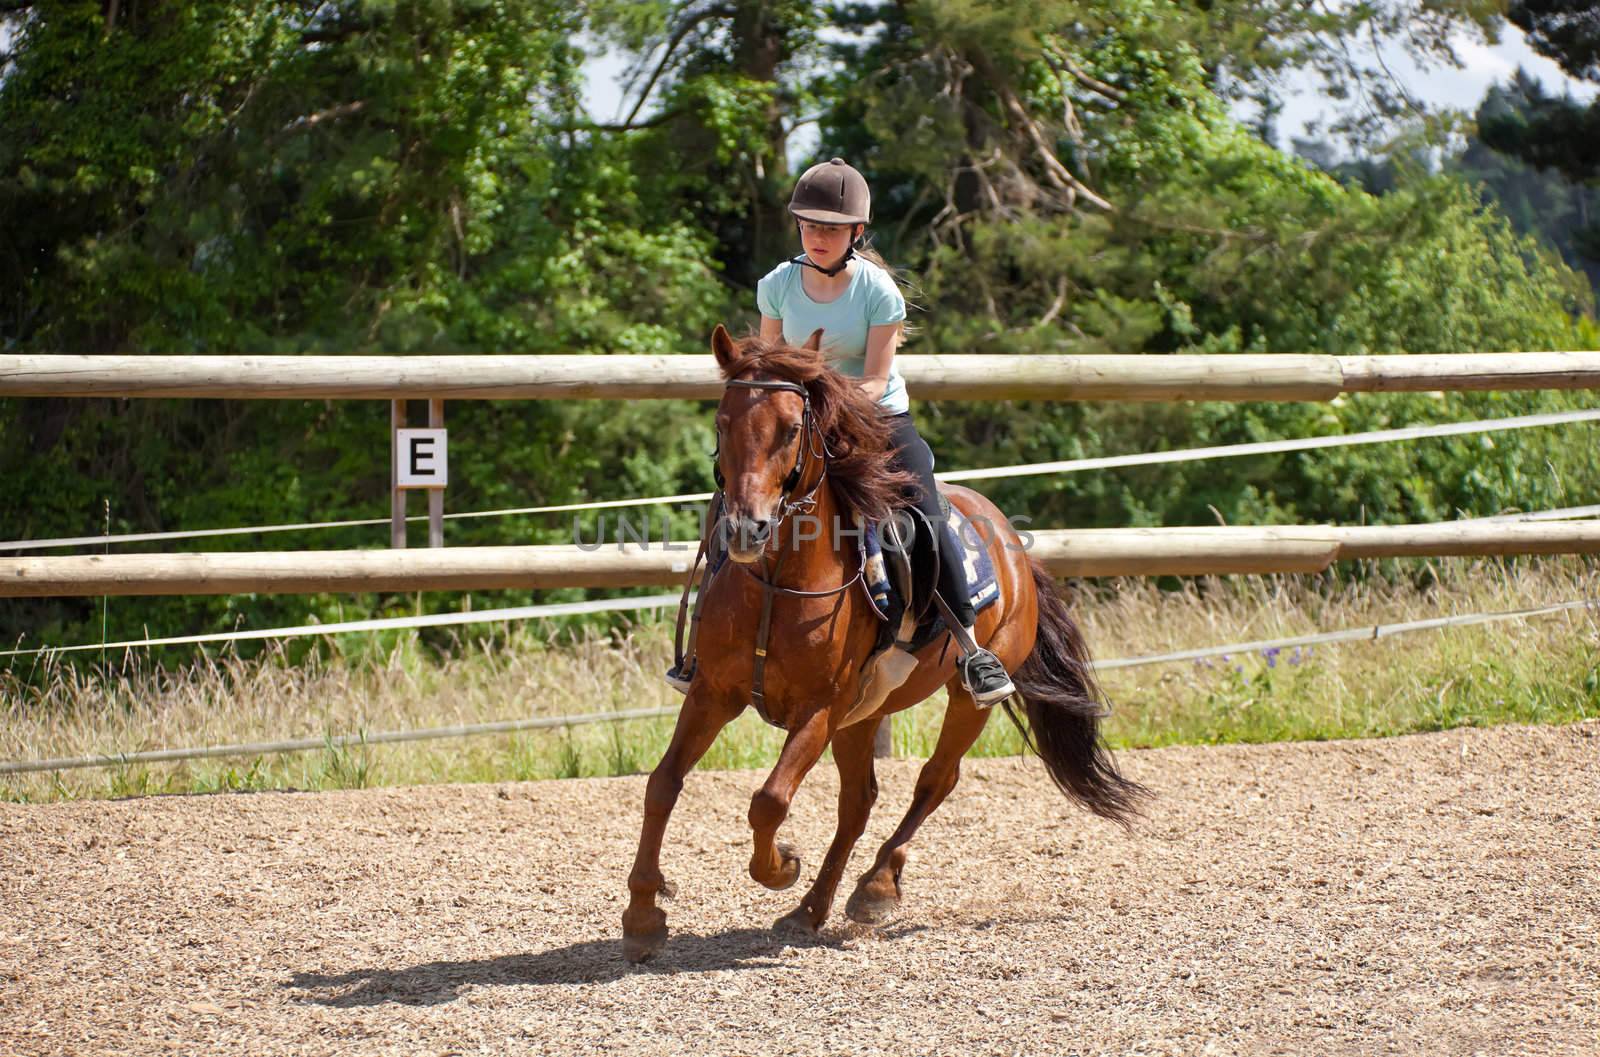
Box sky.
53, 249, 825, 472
579, 22, 1598, 163
1269, 25, 1598, 152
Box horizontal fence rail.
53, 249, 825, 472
6, 521, 1600, 597
4, 352, 1600, 402
8, 507, 1599, 655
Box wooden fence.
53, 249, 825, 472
4, 351, 1600, 401
5, 522, 1599, 597
4, 351, 1597, 598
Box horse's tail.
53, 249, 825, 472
1001, 559, 1147, 827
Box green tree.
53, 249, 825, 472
817, 0, 1597, 530
587, 0, 826, 286
1459, 71, 1600, 293
4, 0, 1597, 654
0, 1, 729, 647
1476, 2, 1600, 259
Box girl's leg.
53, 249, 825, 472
885, 413, 1015, 706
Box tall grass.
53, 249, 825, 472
3, 558, 1597, 803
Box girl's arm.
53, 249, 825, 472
760, 316, 784, 342
860, 322, 900, 403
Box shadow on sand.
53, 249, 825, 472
287, 923, 926, 1007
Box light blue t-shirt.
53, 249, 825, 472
755, 257, 910, 415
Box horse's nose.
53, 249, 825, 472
730, 515, 775, 549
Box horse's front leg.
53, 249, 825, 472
748, 707, 831, 893
775, 715, 880, 935
622, 686, 738, 963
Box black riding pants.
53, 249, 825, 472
885, 411, 977, 628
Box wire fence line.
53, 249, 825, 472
0, 708, 682, 776
1091, 597, 1599, 669
5, 406, 1598, 553
4, 597, 1593, 777
0, 593, 685, 659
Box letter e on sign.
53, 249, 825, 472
397, 429, 448, 488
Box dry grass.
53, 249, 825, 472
1082, 557, 1600, 747
3, 557, 1597, 802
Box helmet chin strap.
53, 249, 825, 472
790, 247, 855, 277
791, 222, 862, 277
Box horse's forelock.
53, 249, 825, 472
720, 336, 824, 384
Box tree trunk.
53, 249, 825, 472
731, 1, 793, 276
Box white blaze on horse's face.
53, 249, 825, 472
716, 390, 807, 564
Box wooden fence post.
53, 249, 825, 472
428, 398, 445, 549
391, 399, 407, 549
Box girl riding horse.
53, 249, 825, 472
624, 162, 1144, 963
668, 157, 1015, 707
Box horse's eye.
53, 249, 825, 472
787, 423, 801, 442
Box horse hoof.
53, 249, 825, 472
622, 905, 668, 963
751, 842, 804, 891
844, 886, 899, 926
773, 906, 819, 937
772, 843, 802, 891
622, 927, 668, 963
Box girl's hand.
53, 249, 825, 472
858, 376, 889, 403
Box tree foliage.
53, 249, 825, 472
812, 1, 1595, 530
1458, 70, 1600, 291
1507, 0, 1600, 81
1, 0, 1596, 650
1, 0, 729, 645
1478, 2, 1600, 196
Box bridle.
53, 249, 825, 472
682, 375, 865, 723
713, 378, 827, 525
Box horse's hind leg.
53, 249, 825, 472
775, 716, 881, 935
622, 687, 739, 963
748, 708, 831, 891
845, 686, 990, 925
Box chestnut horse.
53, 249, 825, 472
622, 325, 1144, 962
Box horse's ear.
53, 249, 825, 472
711, 324, 739, 370
802, 328, 823, 351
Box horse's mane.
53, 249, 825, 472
720, 336, 917, 525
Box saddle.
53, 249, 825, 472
680, 491, 1002, 727
696, 493, 1000, 647
856, 493, 1002, 656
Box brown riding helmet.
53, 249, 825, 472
788, 157, 871, 225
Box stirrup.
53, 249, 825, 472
664, 660, 694, 696
959, 648, 1015, 709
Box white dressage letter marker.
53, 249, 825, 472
397, 428, 448, 488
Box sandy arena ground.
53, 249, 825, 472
2, 721, 1596, 1056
